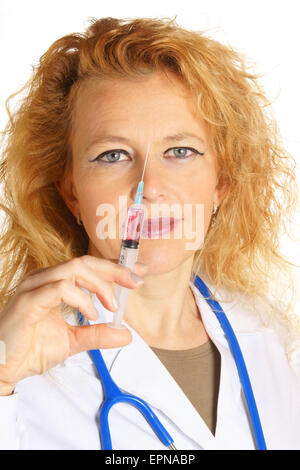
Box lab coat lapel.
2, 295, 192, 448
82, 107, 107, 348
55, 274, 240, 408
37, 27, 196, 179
189, 280, 256, 449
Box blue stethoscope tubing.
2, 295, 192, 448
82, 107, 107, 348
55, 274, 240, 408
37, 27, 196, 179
77, 318, 175, 450
77, 274, 267, 450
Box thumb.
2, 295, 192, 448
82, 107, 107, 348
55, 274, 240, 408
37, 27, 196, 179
67, 323, 132, 356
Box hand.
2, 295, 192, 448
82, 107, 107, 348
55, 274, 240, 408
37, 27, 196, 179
0, 255, 148, 395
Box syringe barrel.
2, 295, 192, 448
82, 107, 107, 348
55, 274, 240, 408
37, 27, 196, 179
111, 203, 145, 329
113, 245, 139, 329
121, 204, 144, 244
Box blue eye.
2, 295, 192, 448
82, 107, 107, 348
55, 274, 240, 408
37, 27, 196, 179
91, 147, 204, 164
92, 149, 130, 163
166, 147, 204, 159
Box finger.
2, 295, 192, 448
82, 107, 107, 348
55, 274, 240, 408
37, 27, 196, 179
18, 257, 98, 292
67, 323, 132, 355
17, 257, 145, 312
19, 279, 99, 324
80, 255, 148, 284
18, 263, 118, 313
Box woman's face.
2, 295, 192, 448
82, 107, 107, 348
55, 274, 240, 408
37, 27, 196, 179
59, 71, 227, 274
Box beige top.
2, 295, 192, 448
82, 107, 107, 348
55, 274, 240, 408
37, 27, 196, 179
150, 340, 221, 435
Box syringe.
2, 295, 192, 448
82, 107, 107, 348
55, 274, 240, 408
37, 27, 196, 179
109, 144, 150, 330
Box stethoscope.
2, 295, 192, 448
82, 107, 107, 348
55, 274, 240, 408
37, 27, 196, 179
77, 274, 267, 450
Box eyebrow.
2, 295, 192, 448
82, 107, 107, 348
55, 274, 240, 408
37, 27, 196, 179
86, 132, 206, 150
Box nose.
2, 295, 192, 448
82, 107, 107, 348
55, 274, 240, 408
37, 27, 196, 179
131, 152, 169, 205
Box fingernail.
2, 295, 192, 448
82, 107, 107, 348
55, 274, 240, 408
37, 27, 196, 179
135, 262, 148, 268
130, 272, 144, 285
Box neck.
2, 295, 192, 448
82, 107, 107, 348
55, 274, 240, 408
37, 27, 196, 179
123, 257, 209, 350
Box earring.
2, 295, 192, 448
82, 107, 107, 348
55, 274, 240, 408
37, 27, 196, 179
210, 202, 218, 229
76, 212, 82, 225
212, 201, 218, 215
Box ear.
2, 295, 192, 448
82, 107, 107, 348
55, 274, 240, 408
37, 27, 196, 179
55, 173, 79, 218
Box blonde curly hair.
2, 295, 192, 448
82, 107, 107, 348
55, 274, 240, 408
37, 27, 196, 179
0, 16, 299, 359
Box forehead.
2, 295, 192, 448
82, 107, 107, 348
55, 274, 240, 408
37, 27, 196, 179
71, 72, 204, 132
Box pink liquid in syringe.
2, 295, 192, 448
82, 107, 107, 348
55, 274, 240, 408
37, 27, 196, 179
123, 207, 144, 243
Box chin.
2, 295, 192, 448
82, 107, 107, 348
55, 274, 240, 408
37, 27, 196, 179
138, 243, 189, 274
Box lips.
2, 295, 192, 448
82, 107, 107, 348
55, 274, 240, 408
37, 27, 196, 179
141, 217, 181, 238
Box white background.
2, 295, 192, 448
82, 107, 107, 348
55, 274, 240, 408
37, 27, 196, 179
0, 0, 299, 289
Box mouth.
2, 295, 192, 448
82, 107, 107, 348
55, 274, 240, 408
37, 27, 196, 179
141, 217, 181, 238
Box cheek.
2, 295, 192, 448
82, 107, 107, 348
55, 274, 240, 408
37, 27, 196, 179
182, 172, 217, 233
184, 176, 215, 207
75, 175, 108, 224
75, 171, 117, 209
78, 183, 103, 217
75, 174, 127, 247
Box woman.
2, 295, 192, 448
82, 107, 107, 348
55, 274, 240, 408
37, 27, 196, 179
0, 16, 299, 450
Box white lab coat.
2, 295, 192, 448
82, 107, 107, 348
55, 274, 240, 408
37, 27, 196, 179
0, 278, 299, 450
